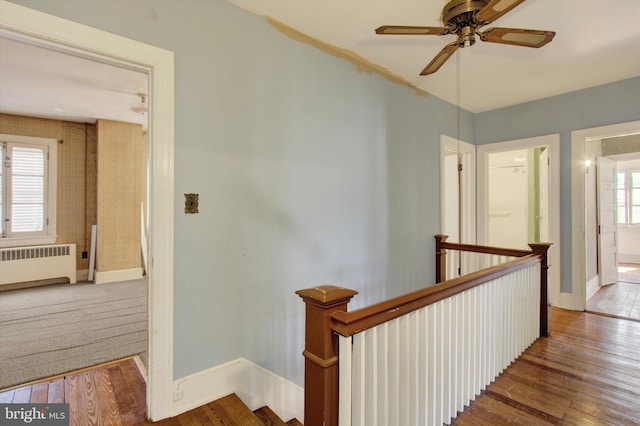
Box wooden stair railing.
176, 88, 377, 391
435, 234, 552, 337
297, 236, 551, 426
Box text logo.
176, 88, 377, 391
1, 404, 69, 425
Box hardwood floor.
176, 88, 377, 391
2, 308, 639, 425
0, 357, 146, 425
452, 307, 640, 425
587, 281, 640, 321
618, 262, 640, 284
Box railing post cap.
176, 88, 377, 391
296, 285, 358, 306
528, 242, 553, 251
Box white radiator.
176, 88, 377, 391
0, 244, 77, 286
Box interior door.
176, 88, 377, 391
539, 148, 549, 242
597, 156, 619, 286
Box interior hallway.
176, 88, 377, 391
3, 308, 640, 425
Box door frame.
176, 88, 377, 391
477, 134, 560, 305
0, 2, 175, 420
571, 120, 640, 311
440, 135, 476, 245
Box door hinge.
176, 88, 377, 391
458, 267, 462, 276
458, 163, 463, 172
598, 225, 601, 234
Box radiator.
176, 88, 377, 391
0, 244, 77, 286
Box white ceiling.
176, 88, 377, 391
229, 0, 640, 112
0, 0, 638, 124
0, 37, 148, 126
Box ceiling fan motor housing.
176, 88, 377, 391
442, 0, 489, 47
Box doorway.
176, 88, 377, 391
584, 140, 640, 320
440, 135, 475, 277
477, 134, 560, 304
571, 120, 640, 312
1, 3, 175, 420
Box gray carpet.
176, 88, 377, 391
0, 279, 147, 389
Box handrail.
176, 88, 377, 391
440, 241, 532, 258
330, 254, 540, 337
296, 236, 552, 426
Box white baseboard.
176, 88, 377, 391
619, 254, 640, 264
557, 291, 580, 311
586, 275, 600, 301
93, 267, 143, 284
172, 358, 303, 423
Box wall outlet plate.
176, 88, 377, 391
184, 193, 199, 214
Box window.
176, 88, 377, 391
616, 169, 640, 226
1, 134, 57, 246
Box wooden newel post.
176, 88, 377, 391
529, 243, 553, 337
296, 285, 358, 426
435, 234, 449, 283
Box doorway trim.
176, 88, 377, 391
440, 135, 476, 245
571, 120, 640, 311
477, 134, 561, 305
0, 1, 175, 420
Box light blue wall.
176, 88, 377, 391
475, 77, 640, 292
9, 0, 473, 384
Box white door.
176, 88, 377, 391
597, 156, 619, 286
441, 136, 476, 278
539, 148, 549, 242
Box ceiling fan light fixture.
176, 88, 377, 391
458, 26, 477, 47
375, 0, 555, 75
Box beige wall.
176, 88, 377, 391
0, 113, 96, 271
0, 113, 146, 276
96, 119, 146, 273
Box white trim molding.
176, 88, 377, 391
440, 135, 476, 245
0, 1, 175, 420
94, 267, 144, 284
173, 358, 304, 424
571, 120, 640, 311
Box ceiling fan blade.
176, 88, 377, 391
476, 0, 526, 24
375, 25, 449, 35
420, 42, 458, 76
481, 27, 555, 48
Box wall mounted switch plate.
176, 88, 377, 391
184, 193, 199, 214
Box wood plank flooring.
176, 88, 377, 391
587, 281, 640, 321
0, 357, 146, 425
3, 308, 639, 425
452, 307, 640, 425
618, 262, 640, 284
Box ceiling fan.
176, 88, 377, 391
375, 0, 555, 75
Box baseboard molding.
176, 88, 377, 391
586, 275, 600, 301
93, 267, 143, 284
557, 291, 581, 310
619, 254, 640, 264
172, 358, 303, 423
